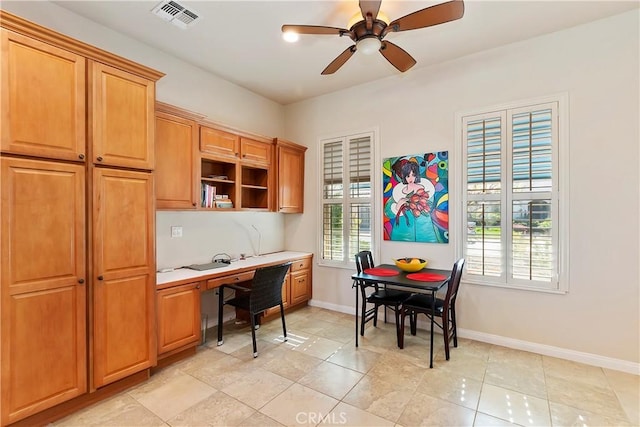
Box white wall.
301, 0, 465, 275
284, 11, 640, 368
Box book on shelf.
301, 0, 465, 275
201, 183, 216, 208
215, 198, 233, 208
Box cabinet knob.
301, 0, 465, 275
235, 152, 239, 157
97, 275, 104, 281
196, 284, 201, 289
78, 278, 85, 284
97, 156, 103, 162
78, 154, 85, 160
192, 202, 197, 207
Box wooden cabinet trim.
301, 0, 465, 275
0, 10, 164, 81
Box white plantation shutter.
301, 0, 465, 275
321, 132, 374, 265
462, 100, 562, 291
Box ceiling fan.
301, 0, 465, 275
282, 0, 465, 75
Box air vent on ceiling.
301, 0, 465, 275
151, 0, 200, 29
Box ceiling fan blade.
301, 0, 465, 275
359, 0, 381, 21
380, 41, 417, 72
321, 46, 356, 75
282, 24, 349, 36
384, 0, 464, 34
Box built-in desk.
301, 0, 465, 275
155, 251, 312, 366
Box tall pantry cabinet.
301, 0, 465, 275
0, 12, 163, 425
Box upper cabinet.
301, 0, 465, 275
200, 126, 239, 160
240, 137, 272, 165
1, 29, 86, 162
155, 102, 201, 210
275, 139, 307, 213
90, 61, 155, 170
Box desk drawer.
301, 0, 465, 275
207, 271, 254, 290
290, 258, 311, 272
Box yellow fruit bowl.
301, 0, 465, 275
393, 257, 428, 272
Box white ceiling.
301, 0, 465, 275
52, 0, 638, 105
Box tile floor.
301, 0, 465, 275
55, 306, 639, 426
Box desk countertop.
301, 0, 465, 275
156, 251, 312, 287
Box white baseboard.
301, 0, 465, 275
308, 300, 640, 375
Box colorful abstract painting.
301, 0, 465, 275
383, 152, 449, 243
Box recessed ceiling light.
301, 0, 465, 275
282, 31, 299, 43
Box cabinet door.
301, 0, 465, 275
290, 270, 311, 306
0, 158, 86, 425
277, 144, 305, 213
200, 126, 239, 160
1, 30, 86, 162
156, 112, 198, 209
90, 61, 155, 170
240, 137, 272, 165
92, 168, 156, 388
157, 283, 202, 355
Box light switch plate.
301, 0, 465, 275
171, 226, 183, 238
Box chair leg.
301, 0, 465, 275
451, 307, 458, 347
398, 306, 406, 349
373, 303, 379, 327
394, 304, 401, 347
250, 312, 258, 358
410, 312, 417, 336
442, 313, 450, 360
217, 288, 224, 346
360, 299, 367, 336
280, 302, 287, 342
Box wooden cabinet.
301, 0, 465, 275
0, 157, 87, 424
90, 61, 155, 170
275, 139, 307, 213
200, 126, 239, 160
155, 103, 201, 209
1, 29, 86, 162
157, 282, 201, 355
240, 137, 271, 165
1, 11, 163, 425
263, 256, 312, 319
92, 168, 156, 389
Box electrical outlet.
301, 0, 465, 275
171, 226, 183, 238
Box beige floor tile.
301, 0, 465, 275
314, 322, 357, 344
221, 368, 293, 409
322, 402, 394, 426
288, 317, 341, 336
181, 353, 248, 389
473, 412, 518, 426
484, 358, 547, 398
604, 368, 640, 425
259, 383, 339, 426
417, 368, 483, 410
545, 375, 629, 421
434, 350, 488, 382
290, 334, 344, 360
368, 351, 427, 389
549, 401, 634, 427
167, 390, 255, 426
298, 361, 364, 399
477, 383, 551, 426
239, 411, 285, 426
342, 375, 416, 423
325, 344, 382, 373
54, 393, 166, 426
543, 356, 609, 388
488, 345, 543, 367
260, 345, 324, 381
171, 345, 227, 372
129, 373, 215, 421
397, 392, 476, 426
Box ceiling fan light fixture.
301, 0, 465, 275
282, 31, 299, 43
357, 37, 381, 55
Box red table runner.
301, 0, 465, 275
363, 267, 399, 276
406, 272, 448, 282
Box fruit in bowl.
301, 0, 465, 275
394, 257, 428, 272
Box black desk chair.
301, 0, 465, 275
399, 258, 465, 361
355, 251, 412, 344
217, 262, 291, 358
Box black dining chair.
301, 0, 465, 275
217, 262, 291, 358
398, 258, 465, 361
355, 251, 412, 343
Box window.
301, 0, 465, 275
460, 95, 568, 292
320, 131, 376, 267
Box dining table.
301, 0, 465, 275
351, 264, 452, 368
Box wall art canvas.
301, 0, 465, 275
383, 151, 449, 243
